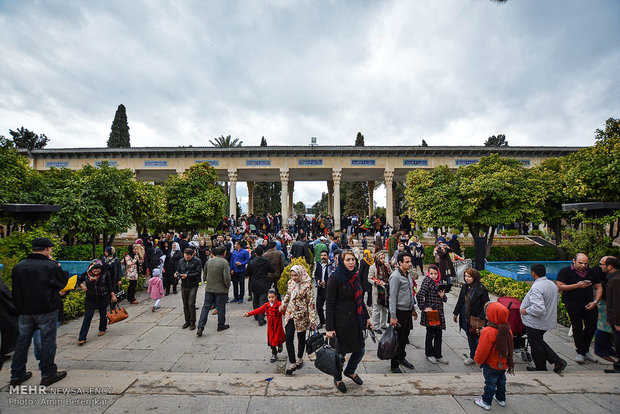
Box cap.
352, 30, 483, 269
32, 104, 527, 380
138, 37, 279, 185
31, 238, 54, 249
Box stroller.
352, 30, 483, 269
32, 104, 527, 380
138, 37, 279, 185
497, 297, 532, 363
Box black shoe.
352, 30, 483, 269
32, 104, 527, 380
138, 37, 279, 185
217, 324, 230, 332
196, 328, 203, 337
285, 365, 296, 376
391, 367, 403, 373
399, 359, 414, 369
9, 371, 32, 386
40, 371, 67, 386
165, 291, 170, 296
374, 329, 383, 335
182, 322, 190, 329
604, 368, 620, 373
189, 323, 196, 330
344, 373, 363, 385
334, 379, 347, 393
258, 320, 267, 326
526, 366, 546, 371
554, 359, 567, 374
173, 290, 178, 294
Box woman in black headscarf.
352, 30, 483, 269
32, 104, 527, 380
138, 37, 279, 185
325, 250, 373, 393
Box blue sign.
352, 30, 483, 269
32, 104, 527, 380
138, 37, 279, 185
519, 159, 531, 166
195, 160, 220, 166
298, 159, 323, 166
95, 160, 118, 167
351, 159, 376, 166
455, 159, 479, 166
246, 159, 271, 167
144, 160, 168, 167
46, 161, 69, 168
403, 159, 428, 167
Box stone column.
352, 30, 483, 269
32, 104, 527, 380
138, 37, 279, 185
288, 181, 294, 216
384, 170, 394, 229
228, 169, 238, 219
280, 169, 289, 223
332, 169, 342, 231
368, 181, 375, 218
247, 181, 254, 214
327, 181, 334, 216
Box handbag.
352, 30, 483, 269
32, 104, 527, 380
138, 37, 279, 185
314, 337, 344, 377
306, 329, 325, 355
465, 287, 485, 335
426, 309, 440, 326
115, 289, 127, 303
107, 302, 129, 324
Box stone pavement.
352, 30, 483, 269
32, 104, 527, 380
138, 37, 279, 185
1, 282, 619, 413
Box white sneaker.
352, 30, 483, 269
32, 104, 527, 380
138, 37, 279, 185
575, 354, 585, 364
427, 356, 437, 364
474, 398, 491, 411
436, 357, 449, 364
585, 352, 598, 363
464, 357, 476, 366
494, 396, 506, 407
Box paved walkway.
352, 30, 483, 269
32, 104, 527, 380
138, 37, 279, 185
1, 282, 619, 413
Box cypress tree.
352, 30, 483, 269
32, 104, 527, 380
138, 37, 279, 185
107, 104, 131, 148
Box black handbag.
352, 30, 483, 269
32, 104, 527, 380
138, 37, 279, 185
306, 329, 325, 355
314, 337, 344, 378
115, 290, 127, 303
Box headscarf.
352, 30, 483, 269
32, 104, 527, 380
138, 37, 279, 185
332, 252, 365, 331
87, 259, 104, 281
170, 242, 180, 257
103, 246, 116, 266
133, 243, 145, 262
374, 251, 390, 281
363, 249, 374, 266
427, 264, 442, 286
288, 265, 311, 302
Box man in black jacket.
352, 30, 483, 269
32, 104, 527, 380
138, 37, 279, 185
246, 245, 275, 326
314, 251, 334, 328
177, 248, 202, 330
10, 238, 68, 387
290, 234, 312, 265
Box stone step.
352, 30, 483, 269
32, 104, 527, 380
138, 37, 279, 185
2, 369, 618, 397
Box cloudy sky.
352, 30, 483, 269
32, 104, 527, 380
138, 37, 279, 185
1, 0, 618, 209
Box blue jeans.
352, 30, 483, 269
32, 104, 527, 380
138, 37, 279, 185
197, 292, 228, 329
466, 331, 479, 360
79, 302, 108, 341
11, 310, 59, 380
481, 364, 506, 406
232, 272, 246, 300
334, 346, 365, 381
33, 321, 61, 361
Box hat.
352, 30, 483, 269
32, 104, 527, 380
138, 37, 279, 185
31, 238, 54, 249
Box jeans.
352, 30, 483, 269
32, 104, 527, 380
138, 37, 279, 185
285, 319, 306, 364
526, 325, 561, 370
466, 331, 479, 360
181, 286, 198, 324
391, 309, 413, 369
252, 292, 268, 324
128, 279, 138, 302
316, 287, 327, 325
566, 304, 597, 355
197, 292, 227, 329
334, 346, 365, 381
232, 272, 246, 301
594, 329, 615, 358
481, 364, 507, 406
78, 301, 108, 341
425, 326, 443, 358
11, 310, 59, 380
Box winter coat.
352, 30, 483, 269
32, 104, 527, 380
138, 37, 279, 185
204, 256, 231, 294
246, 256, 276, 294
78, 270, 113, 307
164, 250, 183, 279
325, 274, 370, 354
247, 301, 286, 346
263, 248, 284, 283
290, 241, 312, 265
475, 302, 512, 370
416, 276, 447, 329
176, 256, 202, 288
123, 254, 140, 281
282, 278, 319, 332
453, 283, 490, 332
11, 254, 68, 315
101, 255, 122, 290
0, 278, 18, 355
148, 276, 165, 300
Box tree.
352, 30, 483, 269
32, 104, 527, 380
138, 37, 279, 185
312, 192, 328, 216
133, 181, 167, 236
342, 132, 369, 216
294, 201, 306, 215
253, 182, 282, 217
260, 136, 267, 146
484, 134, 508, 147
355, 132, 365, 146
9, 127, 49, 149
210, 135, 243, 147
107, 104, 131, 148
164, 162, 227, 232
421, 139, 428, 147
0, 146, 32, 205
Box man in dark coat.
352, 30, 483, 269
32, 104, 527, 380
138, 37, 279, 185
290, 234, 312, 265
177, 248, 202, 330
0, 278, 18, 370
10, 238, 68, 387
246, 245, 276, 326
263, 241, 284, 290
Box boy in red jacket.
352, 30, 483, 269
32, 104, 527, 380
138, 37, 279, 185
244, 289, 285, 362
474, 302, 515, 411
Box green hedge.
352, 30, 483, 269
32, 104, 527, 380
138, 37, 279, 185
56, 244, 128, 261
480, 270, 569, 327
463, 245, 558, 262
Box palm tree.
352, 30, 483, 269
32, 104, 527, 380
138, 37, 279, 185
209, 135, 243, 147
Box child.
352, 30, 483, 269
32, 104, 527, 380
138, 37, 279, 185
474, 301, 514, 411
244, 289, 285, 362
416, 264, 448, 364
148, 268, 165, 311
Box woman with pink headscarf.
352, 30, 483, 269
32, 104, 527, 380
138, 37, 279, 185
279, 264, 318, 375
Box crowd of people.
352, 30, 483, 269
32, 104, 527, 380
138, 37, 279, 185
1, 222, 619, 410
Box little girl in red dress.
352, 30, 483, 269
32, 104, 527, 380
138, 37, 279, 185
245, 289, 285, 362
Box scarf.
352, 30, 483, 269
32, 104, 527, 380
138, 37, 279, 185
427, 268, 442, 286
333, 256, 365, 330
363, 249, 374, 266
374, 257, 390, 282
288, 265, 311, 302
486, 321, 515, 374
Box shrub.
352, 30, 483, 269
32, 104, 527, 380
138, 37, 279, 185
277, 257, 313, 296
463, 245, 557, 262
480, 270, 569, 327
62, 290, 86, 320
56, 244, 127, 261
529, 229, 544, 237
